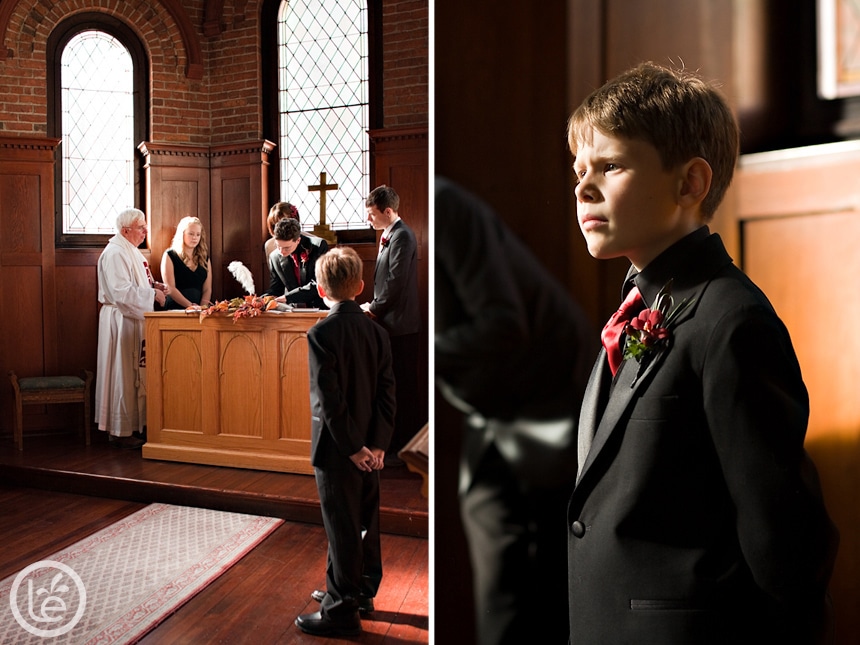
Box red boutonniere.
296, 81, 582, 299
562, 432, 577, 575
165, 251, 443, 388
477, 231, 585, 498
623, 280, 694, 364
380, 236, 389, 248
299, 249, 310, 266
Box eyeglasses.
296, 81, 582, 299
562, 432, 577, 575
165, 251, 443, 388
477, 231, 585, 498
125, 224, 148, 231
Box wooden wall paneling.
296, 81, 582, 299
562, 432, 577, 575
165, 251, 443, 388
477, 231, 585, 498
139, 142, 211, 284
210, 141, 274, 300
54, 251, 101, 377
434, 1, 573, 289
737, 142, 860, 645
216, 171, 252, 299
0, 136, 61, 435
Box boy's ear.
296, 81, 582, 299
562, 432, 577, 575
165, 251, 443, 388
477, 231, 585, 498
678, 157, 712, 207
317, 283, 327, 298
354, 279, 365, 298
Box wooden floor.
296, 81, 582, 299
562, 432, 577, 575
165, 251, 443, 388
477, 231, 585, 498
0, 431, 429, 644
0, 430, 427, 538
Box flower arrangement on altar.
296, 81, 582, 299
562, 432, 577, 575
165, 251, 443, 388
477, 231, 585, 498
198, 294, 279, 322
197, 261, 279, 322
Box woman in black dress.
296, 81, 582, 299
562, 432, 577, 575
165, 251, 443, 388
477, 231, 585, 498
160, 216, 212, 309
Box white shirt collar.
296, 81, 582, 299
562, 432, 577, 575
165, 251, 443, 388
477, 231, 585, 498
382, 216, 400, 239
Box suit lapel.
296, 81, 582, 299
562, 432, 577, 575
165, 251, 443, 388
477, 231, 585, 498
576, 355, 642, 486
575, 289, 695, 488
574, 231, 732, 494
375, 220, 400, 281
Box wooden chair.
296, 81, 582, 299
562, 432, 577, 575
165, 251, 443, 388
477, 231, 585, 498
399, 423, 429, 498
8, 370, 93, 450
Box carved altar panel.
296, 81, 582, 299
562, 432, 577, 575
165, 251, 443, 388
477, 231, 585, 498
143, 310, 325, 474
279, 333, 314, 440
161, 329, 204, 432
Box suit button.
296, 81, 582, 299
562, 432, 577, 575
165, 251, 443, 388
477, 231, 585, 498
571, 521, 586, 538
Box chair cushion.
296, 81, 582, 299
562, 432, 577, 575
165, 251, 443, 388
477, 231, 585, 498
18, 376, 85, 391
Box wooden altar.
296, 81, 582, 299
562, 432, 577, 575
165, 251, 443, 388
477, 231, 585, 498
142, 310, 326, 474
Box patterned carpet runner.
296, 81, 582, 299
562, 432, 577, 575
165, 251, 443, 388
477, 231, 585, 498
0, 503, 282, 644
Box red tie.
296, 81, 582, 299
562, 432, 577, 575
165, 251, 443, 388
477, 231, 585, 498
290, 253, 301, 285
601, 286, 645, 376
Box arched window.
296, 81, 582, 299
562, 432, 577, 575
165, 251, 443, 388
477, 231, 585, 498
48, 14, 148, 247
276, 0, 369, 230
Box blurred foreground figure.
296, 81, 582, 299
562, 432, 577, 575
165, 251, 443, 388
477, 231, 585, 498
435, 177, 596, 645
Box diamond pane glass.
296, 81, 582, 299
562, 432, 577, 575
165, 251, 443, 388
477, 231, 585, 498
278, 1, 369, 230
61, 31, 135, 234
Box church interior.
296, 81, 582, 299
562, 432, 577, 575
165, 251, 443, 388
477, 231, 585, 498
0, 0, 428, 642
436, 1, 860, 644
3, 0, 860, 643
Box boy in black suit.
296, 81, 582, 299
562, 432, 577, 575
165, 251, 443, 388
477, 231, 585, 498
567, 62, 838, 643
295, 246, 396, 637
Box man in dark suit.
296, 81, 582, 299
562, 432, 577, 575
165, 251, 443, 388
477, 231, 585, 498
295, 247, 396, 637
435, 177, 596, 645
567, 62, 838, 643
263, 217, 328, 309
361, 185, 421, 458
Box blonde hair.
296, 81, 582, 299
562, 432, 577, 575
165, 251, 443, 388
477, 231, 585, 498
170, 216, 209, 267
316, 247, 362, 301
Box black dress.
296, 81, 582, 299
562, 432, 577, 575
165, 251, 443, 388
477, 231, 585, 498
162, 249, 207, 309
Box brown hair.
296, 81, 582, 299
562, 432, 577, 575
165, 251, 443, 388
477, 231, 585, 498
267, 201, 300, 236
365, 185, 400, 212
273, 217, 302, 242
567, 62, 739, 219
316, 246, 363, 301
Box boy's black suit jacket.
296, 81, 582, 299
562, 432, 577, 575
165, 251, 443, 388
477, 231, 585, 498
569, 228, 839, 644
307, 299, 395, 467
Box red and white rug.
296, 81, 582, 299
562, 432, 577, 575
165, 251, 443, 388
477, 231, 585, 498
0, 503, 283, 644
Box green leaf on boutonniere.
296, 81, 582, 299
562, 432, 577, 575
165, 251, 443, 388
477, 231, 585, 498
623, 279, 694, 365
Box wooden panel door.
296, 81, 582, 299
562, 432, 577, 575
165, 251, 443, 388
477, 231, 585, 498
738, 143, 860, 645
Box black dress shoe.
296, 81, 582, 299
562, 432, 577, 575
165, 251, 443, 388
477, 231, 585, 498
108, 435, 145, 450
295, 611, 360, 636
311, 589, 374, 613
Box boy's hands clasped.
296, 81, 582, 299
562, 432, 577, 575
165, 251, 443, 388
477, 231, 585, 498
350, 446, 386, 472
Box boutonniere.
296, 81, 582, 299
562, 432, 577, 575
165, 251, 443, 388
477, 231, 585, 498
299, 249, 310, 266
623, 279, 694, 366
380, 236, 390, 248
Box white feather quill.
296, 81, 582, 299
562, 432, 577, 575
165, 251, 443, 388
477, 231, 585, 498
228, 261, 256, 295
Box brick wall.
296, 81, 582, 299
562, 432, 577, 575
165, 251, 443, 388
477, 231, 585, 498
0, 0, 428, 142
382, 0, 429, 127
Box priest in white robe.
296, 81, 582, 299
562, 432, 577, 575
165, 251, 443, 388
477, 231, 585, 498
95, 208, 169, 449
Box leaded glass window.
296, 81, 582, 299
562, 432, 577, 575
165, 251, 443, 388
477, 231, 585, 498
277, 1, 369, 230
60, 30, 135, 234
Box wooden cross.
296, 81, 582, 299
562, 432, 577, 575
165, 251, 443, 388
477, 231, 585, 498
308, 172, 339, 226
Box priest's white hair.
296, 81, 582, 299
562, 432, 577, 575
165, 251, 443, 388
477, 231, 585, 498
116, 208, 146, 230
